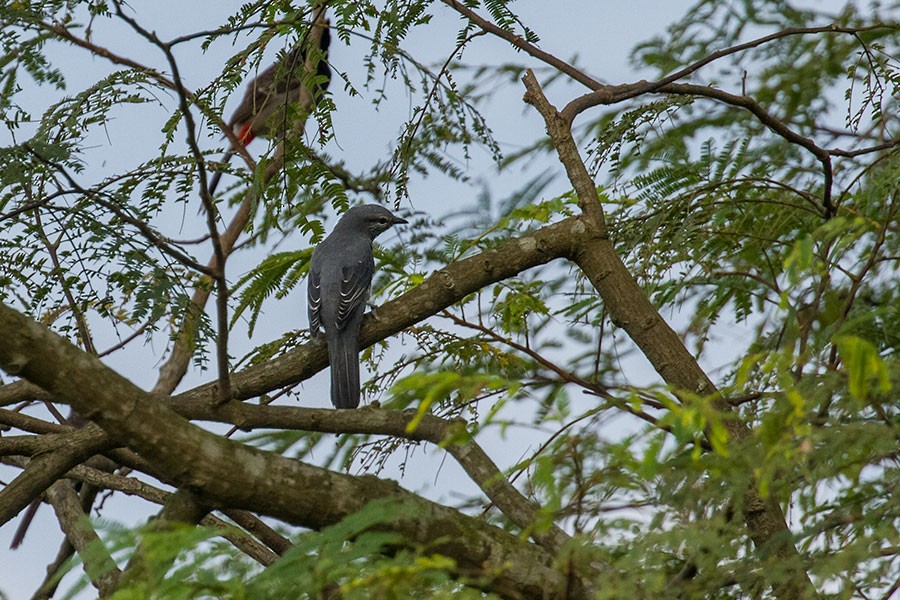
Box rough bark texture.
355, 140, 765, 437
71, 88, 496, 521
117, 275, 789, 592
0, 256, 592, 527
0, 301, 581, 599
171, 399, 572, 555
522, 69, 817, 600
44, 480, 121, 596
0, 424, 111, 526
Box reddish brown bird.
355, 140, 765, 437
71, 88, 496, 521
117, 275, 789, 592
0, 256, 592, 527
207, 25, 331, 197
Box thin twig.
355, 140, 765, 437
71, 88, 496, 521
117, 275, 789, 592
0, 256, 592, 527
23, 146, 214, 275
111, 0, 233, 403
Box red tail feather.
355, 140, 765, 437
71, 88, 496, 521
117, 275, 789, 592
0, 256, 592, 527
237, 123, 256, 146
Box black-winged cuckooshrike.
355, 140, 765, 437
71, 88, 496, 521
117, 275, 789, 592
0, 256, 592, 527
307, 204, 407, 408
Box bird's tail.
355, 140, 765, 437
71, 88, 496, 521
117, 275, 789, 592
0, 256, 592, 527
327, 332, 360, 409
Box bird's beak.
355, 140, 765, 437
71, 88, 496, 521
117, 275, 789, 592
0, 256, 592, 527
393, 216, 408, 225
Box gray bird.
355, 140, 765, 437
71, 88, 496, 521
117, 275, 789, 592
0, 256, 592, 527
308, 204, 408, 408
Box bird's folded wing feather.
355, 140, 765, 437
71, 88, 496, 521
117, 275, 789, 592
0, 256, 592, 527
227, 61, 280, 128
336, 260, 373, 331
307, 265, 322, 335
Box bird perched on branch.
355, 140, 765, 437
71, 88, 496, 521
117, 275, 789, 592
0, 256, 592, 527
308, 205, 408, 409
207, 22, 332, 198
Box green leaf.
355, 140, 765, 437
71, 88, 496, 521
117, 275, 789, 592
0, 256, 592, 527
833, 335, 892, 402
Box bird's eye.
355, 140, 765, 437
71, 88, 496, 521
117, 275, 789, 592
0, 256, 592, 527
378, 217, 388, 224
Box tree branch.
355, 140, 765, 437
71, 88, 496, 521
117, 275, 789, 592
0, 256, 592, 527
169, 399, 572, 555
441, 0, 599, 91
151, 9, 330, 396
0, 425, 113, 526
521, 69, 819, 600
44, 480, 121, 597
2, 217, 585, 565
0, 408, 66, 434
220, 508, 292, 558
0, 301, 588, 599
57, 459, 282, 565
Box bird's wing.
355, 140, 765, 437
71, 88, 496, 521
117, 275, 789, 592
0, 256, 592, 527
336, 259, 373, 331
307, 262, 322, 337
227, 30, 331, 131
227, 59, 280, 129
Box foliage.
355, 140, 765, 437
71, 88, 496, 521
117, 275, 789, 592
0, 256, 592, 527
1, 0, 899, 599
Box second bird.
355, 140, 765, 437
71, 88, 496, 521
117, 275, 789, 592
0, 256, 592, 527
308, 205, 408, 408
208, 22, 332, 198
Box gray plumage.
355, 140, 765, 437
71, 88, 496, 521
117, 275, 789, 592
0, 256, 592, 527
308, 205, 407, 408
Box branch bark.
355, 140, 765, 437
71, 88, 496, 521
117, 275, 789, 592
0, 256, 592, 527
168, 399, 572, 555
44, 480, 121, 597
0, 301, 586, 599
152, 9, 330, 395
45, 457, 282, 566
0, 424, 112, 526
521, 69, 818, 600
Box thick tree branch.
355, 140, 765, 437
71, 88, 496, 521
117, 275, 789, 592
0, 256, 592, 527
4, 455, 280, 572
521, 69, 818, 600
44, 480, 121, 597
0, 301, 586, 599
0, 424, 112, 526
3, 405, 571, 558
4, 398, 570, 558
169, 399, 572, 555
48, 458, 282, 565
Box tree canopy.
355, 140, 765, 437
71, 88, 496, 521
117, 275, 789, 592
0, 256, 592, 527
1, 1, 899, 598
